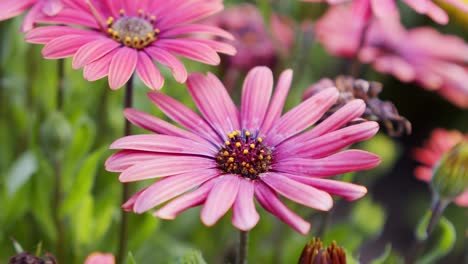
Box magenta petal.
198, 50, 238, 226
273, 150, 381, 177
109, 134, 215, 157
260, 69, 293, 134
108, 47, 138, 90
42, 34, 99, 59
72, 38, 119, 69
145, 46, 188, 83
83, 51, 116, 81
154, 180, 216, 220
105, 150, 168, 172
187, 73, 240, 137
287, 174, 367, 201
147, 92, 221, 143
201, 175, 241, 226
118, 156, 216, 182
136, 51, 164, 90
240, 67, 273, 131
232, 179, 259, 231
161, 24, 234, 40
455, 190, 468, 207
0, 0, 32, 20
25, 26, 95, 44
254, 182, 310, 235
266, 88, 339, 146
260, 172, 333, 211
133, 169, 220, 213
122, 187, 147, 212
155, 39, 220, 65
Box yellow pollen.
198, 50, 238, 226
223, 151, 229, 156
107, 17, 114, 25
225, 141, 230, 145
235, 142, 241, 147
245, 131, 251, 137
124, 36, 132, 45
150, 15, 156, 21
107, 28, 113, 34
259, 154, 264, 160
119, 9, 125, 15
257, 137, 263, 143
228, 133, 235, 139
267, 155, 272, 160
138, 9, 144, 15
250, 144, 255, 149
228, 157, 234, 163
154, 28, 160, 34
243, 149, 249, 154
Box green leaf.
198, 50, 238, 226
370, 244, 393, 264
35, 241, 43, 257
70, 195, 94, 246
415, 215, 456, 264
351, 197, 385, 237
174, 250, 207, 264
11, 238, 24, 254
127, 252, 137, 264
60, 147, 106, 217
6, 151, 38, 196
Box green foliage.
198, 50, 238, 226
6, 150, 37, 196
173, 250, 207, 264
351, 197, 385, 237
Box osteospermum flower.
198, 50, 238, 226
84, 253, 115, 264
105, 67, 381, 234
25, 0, 235, 90
303, 0, 468, 24
0, 0, 62, 32
414, 128, 468, 206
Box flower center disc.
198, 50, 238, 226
107, 14, 159, 49
216, 130, 273, 180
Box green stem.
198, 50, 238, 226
117, 75, 134, 264
237, 231, 249, 264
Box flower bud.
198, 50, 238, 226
39, 112, 72, 162
431, 141, 468, 200
298, 238, 346, 264
8, 252, 57, 264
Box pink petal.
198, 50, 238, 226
259, 69, 293, 134
105, 150, 168, 172
425, 1, 449, 24
240, 67, 273, 132
201, 175, 241, 226
371, 0, 398, 18
83, 50, 116, 81
182, 38, 236, 56
454, 190, 468, 207
0, 0, 33, 20
122, 187, 147, 212
136, 51, 164, 90
133, 169, 220, 213
84, 253, 115, 264
260, 172, 333, 211
145, 46, 188, 83
286, 174, 367, 201
157, 2, 223, 28
187, 73, 240, 137
232, 179, 259, 231
155, 39, 220, 65
276, 121, 379, 159
254, 182, 310, 235
414, 166, 433, 182
108, 47, 138, 90
273, 150, 381, 177
154, 180, 216, 220
72, 38, 119, 69
118, 156, 217, 182
42, 34, 100, 59
266, 88, 339, 146
109, 134, 214, 157
147, 92, 221, 143
160, 24, 234, 40
25, 26, 95, 44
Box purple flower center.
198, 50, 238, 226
107, 9, 160, 49
216, 130, 273, 180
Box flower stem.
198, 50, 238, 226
237, 231, 249, 264
57, 59, 65, 110
117, 75, 134, 264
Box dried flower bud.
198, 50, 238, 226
298, 238, 346, 264
304, 76, 411, 137
8, 252, 57, 264
39, 112, 72, 162
431, 141, 468, 200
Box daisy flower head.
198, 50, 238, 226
414, 128, 468, 206
25, 0, 236, 90
0, 0, 63, 32
106, 67, 381, 234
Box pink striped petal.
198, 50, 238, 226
154, 179, 216, 220
201, 175, 241, 226
187, 73, 239, 137
260, 172, 333, 211
136, 52, 164, 90
109, 134, 214, 157
160, 24, 234, 40
0, 0, 33, 20
145, 46, 187, 83
108, 47, 138, 90
133, 169, 220, 213
42, 35, 100, 59
371, 0, 398, 18
240, 67, 273, 132
182, 38, 236, 55
122, 187, 147, 211
105, 150, 168, 172
25, 26, 95, 44
155, 39, 220, 65
260, 69, 293, 134
454, 190, 468, 207
266, 88, 339, 146
72, 38, 119, 69
425, 1, 449, 24
124, 108, 208, 144
83, 50, 116, 81
276, 121, 379, 159
273, 150, 381, 177
286, 174, 367, 201
157, 2, 223, 28
254, 182, 310, 235
118, 156, 217, 182
232, 179, 259, 231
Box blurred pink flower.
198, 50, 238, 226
414, 128, 468, 206
25, 0, 235, 90
360, 19, 468, 108
84, 253, 115, 264
0, 0, 63, 32
106, 66, 381, 234
304, 0, 468, 24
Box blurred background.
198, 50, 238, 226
0, 0, 467, 263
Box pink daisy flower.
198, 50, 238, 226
303, 0, 468, 24
414, 128, 468, 206
84, 253, 115, 264
0, 0, 63, 32
25, 0, 235, 90
105, 67, 381, 234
